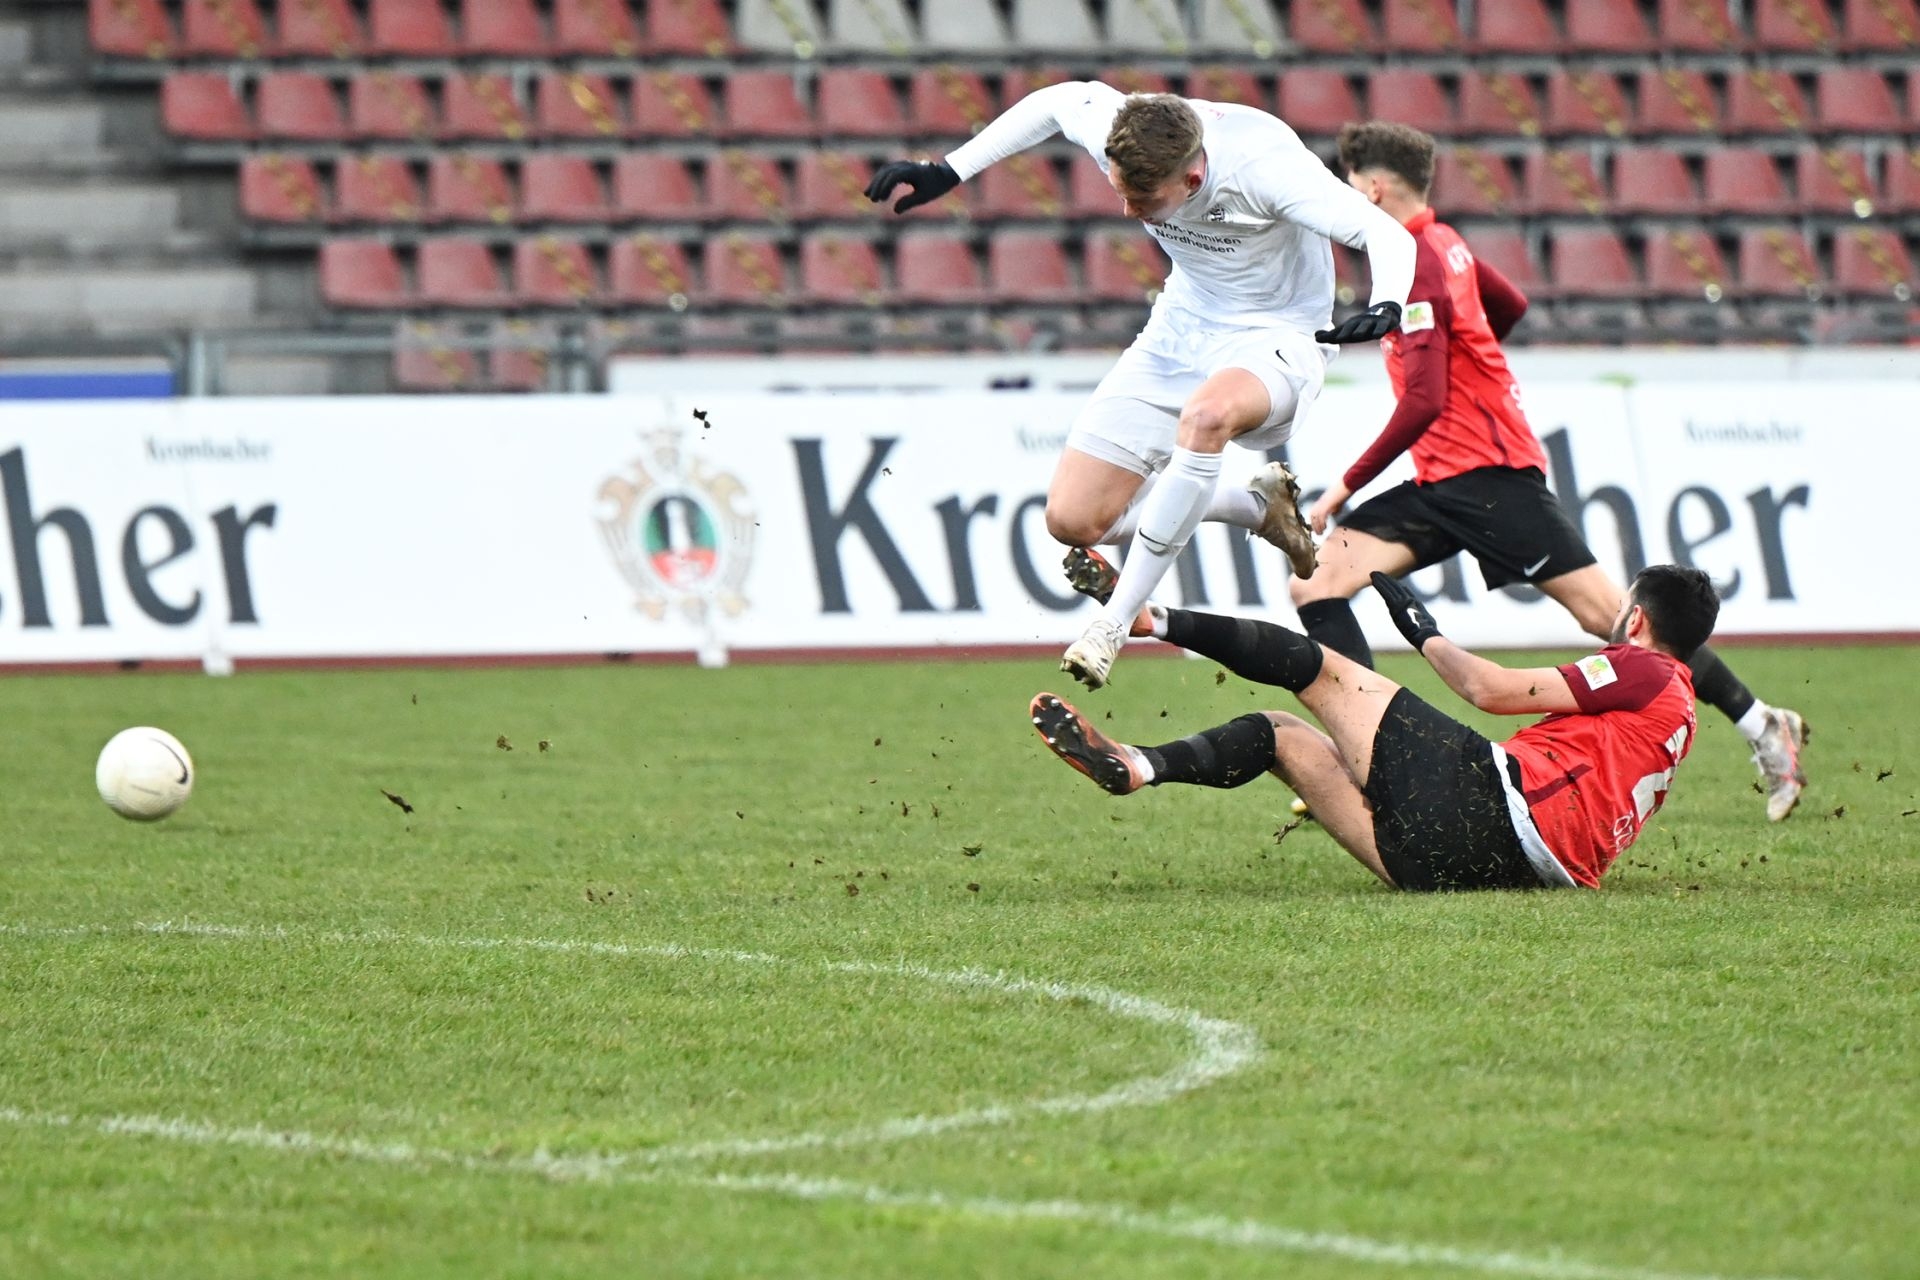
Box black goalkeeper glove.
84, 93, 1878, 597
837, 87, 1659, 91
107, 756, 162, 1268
1315, 301, 1402, 345
1370, 571, 1443, 652
863, 160, 961, 214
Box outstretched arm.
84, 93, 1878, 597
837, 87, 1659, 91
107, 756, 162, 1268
1370, 573, 1581, 714
945, 81, 1123, 181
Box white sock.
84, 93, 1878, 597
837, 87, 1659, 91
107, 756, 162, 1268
1098, 447, 1221, 631
1736, 701, 1772, 740
1146, 604, 1169, 638
1101, 471, 1264, 542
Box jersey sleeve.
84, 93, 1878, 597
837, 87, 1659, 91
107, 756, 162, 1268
944, 81, 1123, 181
1556, 645, 1676, 714
1341, 240, 1454, 492
1241, 147, 1415, 310
1474, 257, 1529, 341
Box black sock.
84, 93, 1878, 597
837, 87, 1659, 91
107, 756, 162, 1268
1297, 598, 1374, 668
1163, 609, 1324, 691
1687, 643, 1756, 724
1140, 714, 1276, 788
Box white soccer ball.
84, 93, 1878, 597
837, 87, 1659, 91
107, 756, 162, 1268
96, 726, 194, 822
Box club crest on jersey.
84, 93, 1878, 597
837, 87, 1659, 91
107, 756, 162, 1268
1401, 300, 1436, 332
1205, 204, 1228, 222
597, 429, 754, 622
1576, 653, 1618, 691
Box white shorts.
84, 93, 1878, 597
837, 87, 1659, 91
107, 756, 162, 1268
1066, 321, 1332, 478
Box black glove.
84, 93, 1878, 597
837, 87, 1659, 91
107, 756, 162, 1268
863, 160, 961, 214
1370, 571, 1443, 652
1315, 300, 1402, 345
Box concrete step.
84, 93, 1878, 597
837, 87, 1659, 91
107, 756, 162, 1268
0, 180, 181, 246
0, 95, 106, 162
0, 19, 33, 68
0, 265, 258, 334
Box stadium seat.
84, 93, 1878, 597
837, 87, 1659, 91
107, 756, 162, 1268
537, 72, 625, 139
239, 154, 325, 224
894, 233, 987, 303
1000, 67, 1073, 110
645, 0, 736, 55
1736, 227, 1823, 296
977, 155, 1068, 218
1702, 149, 1794, 215
427, 154, 515, 224
1472, 0, 1559, 51
1103, 0, 1188, 52
610, 234, 697, 304
1797, 147, 1879, 217
319, 239, 408, 308
613, 155, 707, 221
632, 72, 720, 138
1277, 69, 1363, 138
909, 67, 995, 138
443, 74, 532, 142
1430, 146, 1518, 217
1832, 227, 1915, 298
1288, 0, 1376, 51
161, 73, 253, 141
1522, 150, 1607, 215
1726, 69, 1809, 134
1655, 0, 1743, 49
552, 0, 638, 55
1009, 0, 1103, 52
1186, 66, 1268, 111
1105, 68, 1175, 97
1841, 0, 1920, 48
1633, 68, 1719, 136
335, 155, 424, 224
1381, 0, 1462, 50
917, 0, 1012, 52
256, 73, 348, 143
817, 70, 909, 138
487, 319, 550, 393
1459, 226, 1541, 291
514, 237, 600, 306
1332, 244, 1371, 307
520, 155, 612, 223
90, 0, 173, 59
1545, 70, 1629, 139
348, 72, 435, 141
1814, 68, 1901, 133
988, 231, 1076, 303
181, 0, 266, 57
826, 0, 919, 54
1548, 227, 1641, 298
419, 238, 513, 308
394, 322, 482, 392
723, 70, 815, 139
1068, 155, 1125, 219
1564, 0, 1658, 51
1368, 70, 1455, 134
707, 150, 791, 222
1645, 230, 1732, 299
368, 0, 456, 56
1084, 233, 1168, 300
798, 234, 886, 305
1885, 150, 1920, 212
1459, 72, 1543, 138
793, 152, 878, 220
736, 0, 825, 53
1752, 0, 1838, 49
1610, 148, 1698, 215
275, 0, 366, 56
1193, 0, 1284, 55
705, 234, 791, 304
461, 0, 547, 55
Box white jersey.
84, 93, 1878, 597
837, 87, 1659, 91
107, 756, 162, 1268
945, 81, 1414, 334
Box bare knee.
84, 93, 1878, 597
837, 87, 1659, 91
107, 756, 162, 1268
1045, 504, 1110, 548
1175, 400, 1237, 451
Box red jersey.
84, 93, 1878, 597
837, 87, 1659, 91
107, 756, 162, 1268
1501, 644, 1698, 889
1345, 210, 1547, 492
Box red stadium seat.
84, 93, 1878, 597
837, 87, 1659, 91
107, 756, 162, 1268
705, 234, 790, 304
1633, 68, 1719, 136
1459, 72, 1543, 138
520, 155, 613, 223
394, 322, 481, 392
1885, 150, 1920, 212
1832, 227, 1915, 298
348, 72, 435, 141
554, 0, 640, 55
256, 73, 348, 142
515, 237, 600, 306
1069, 155, 1125, 219
1655, 0, 1742, 50
319, 240, 408, 308
443, 74, 531, 142
1381, 0, 1462, 51
632, 71, 721, 138
1084, 233, 1168, 300
1472, 0, 1560, 52
894, 233, 986, 303
977, 155, 1067, 218
724, 70, 815, 139
488, 320, 551, 393
1752, 0, 1838, 50
1736, 227, 1822, 296
537, 72, 625, 139
613, 155, 707, 221
1645, 230, 1732, 299
610, 234, 697, 304
161, 73, 253, 141
1104, 69, 1175, 97
462, 0, 547, 54
1522, 150, 1607, 215
418, 238, 513, 308
1702, 149, 1794, 215
817, 70, 908, 137
1842, 0, 1920, 48
706, 150, 791, 221
1814, 67, 1901, 133
1186, 66, 1268, 111
336, 155, 425, 224
909, 67, 996, 138
1287, 0, 1376, 52
427, 154, 515, 224
999, 67, 1073, 111
368, 0, 456, 56
1277, 69, 1363, 138
1610, 148, 1698, 215
1549, 227, 1640, 298
181, 0, 266, 57
1797, 147, 1879, 216
1726, 69, 1809, 134
239, 154, 325, 223
988, 231, 1076, 303
1368, 70, 1455, 134
1429, 146, 1518, 217
793, 152, 878, 220
799, 234, 886, 305
1545, 70, 1629, 139
90, 0, 174, 59
646, 0, 735, 55
1461, 227, 1541, 292
275, 0, 366, 56
1565, 0, 1658, 51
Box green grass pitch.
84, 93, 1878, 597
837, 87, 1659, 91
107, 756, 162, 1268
1, 645, 1914, 1280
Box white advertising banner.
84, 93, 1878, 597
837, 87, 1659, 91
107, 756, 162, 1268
0, 383, 1900, 667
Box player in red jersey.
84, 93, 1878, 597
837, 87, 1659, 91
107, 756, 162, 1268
1029, 564, 1718, 891
1289, 122, 1807, 821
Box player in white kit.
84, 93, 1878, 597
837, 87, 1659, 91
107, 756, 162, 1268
867, 83, 1416, 689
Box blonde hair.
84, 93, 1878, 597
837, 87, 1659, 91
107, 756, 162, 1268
1104, 94, 1204, 194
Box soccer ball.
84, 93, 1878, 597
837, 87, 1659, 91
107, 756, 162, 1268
96, 727, 194, 822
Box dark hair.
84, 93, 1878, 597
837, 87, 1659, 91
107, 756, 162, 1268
1629, 565, 1720, 659
1335, 121, 1436, 197
1105, 94, 1204, 194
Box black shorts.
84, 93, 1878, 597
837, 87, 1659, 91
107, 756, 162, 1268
1363, 689, 1545, 892
1338, 466, 1598, 591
